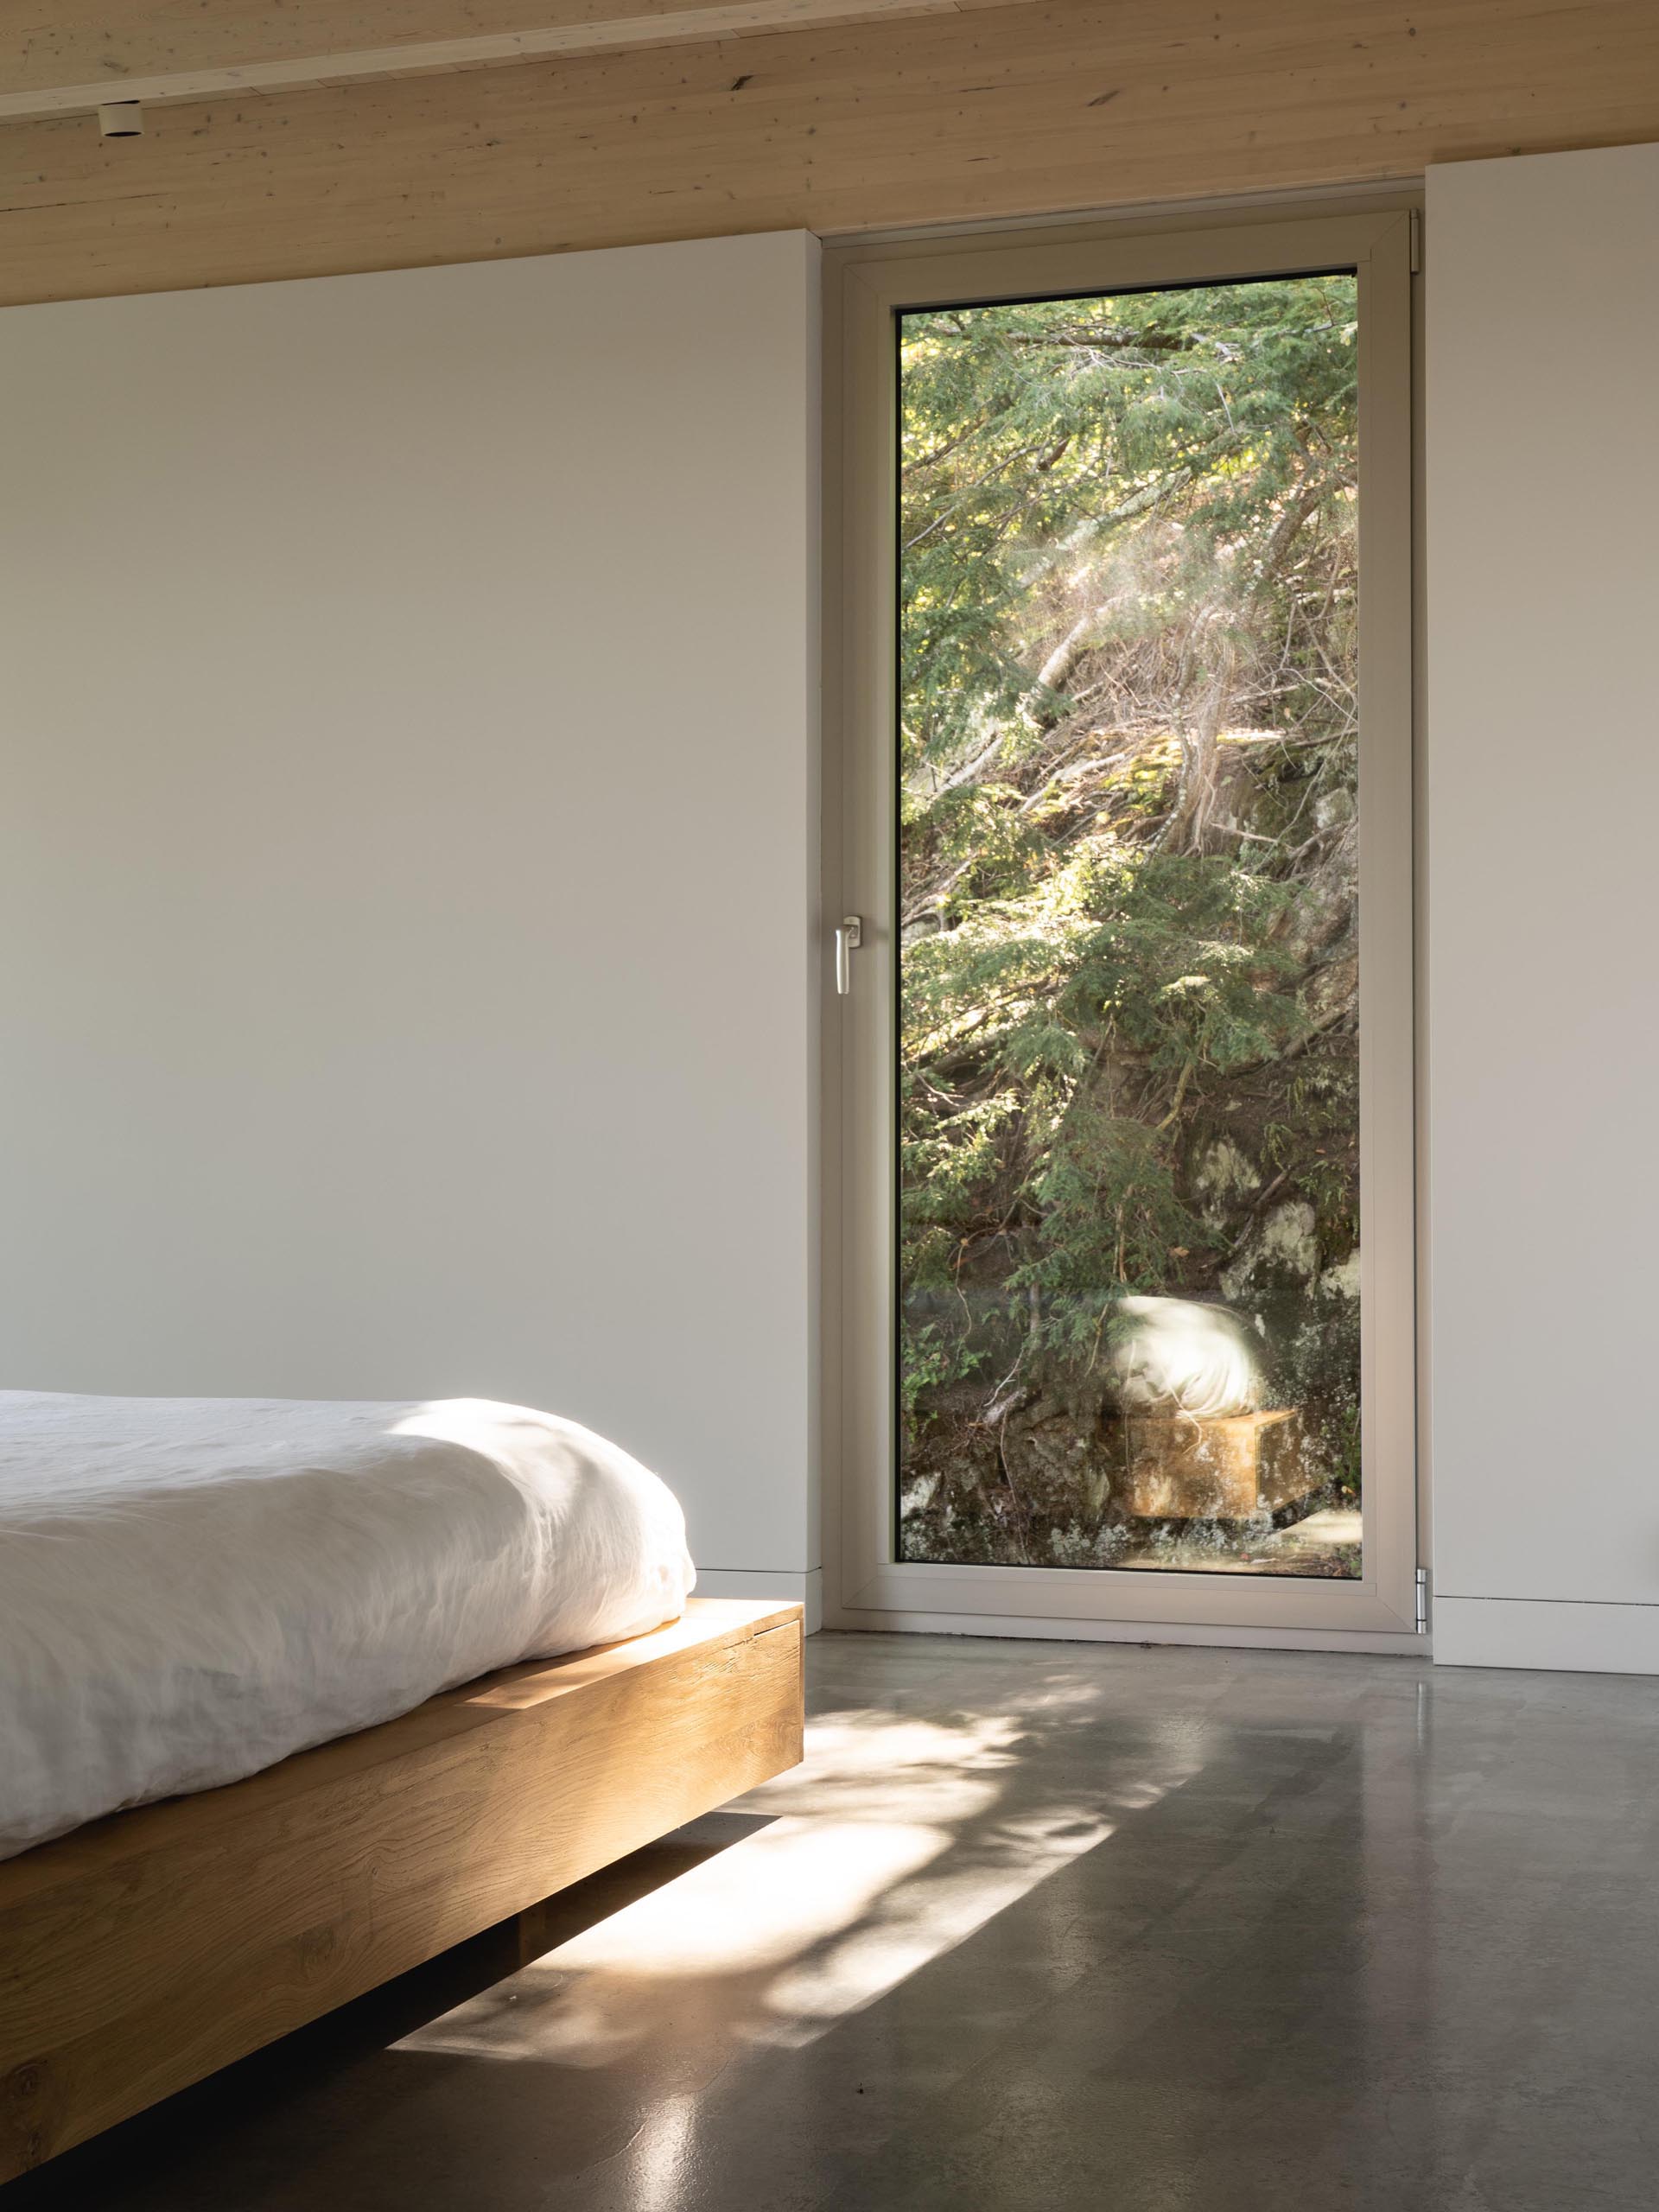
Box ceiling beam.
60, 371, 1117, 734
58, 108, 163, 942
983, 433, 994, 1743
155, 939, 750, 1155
0, 0, 1008, 123
0, 0, 921, 91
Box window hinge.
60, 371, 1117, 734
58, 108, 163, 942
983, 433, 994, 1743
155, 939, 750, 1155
1408, 209, 1422, 275
1414, 1565, 1430, 1635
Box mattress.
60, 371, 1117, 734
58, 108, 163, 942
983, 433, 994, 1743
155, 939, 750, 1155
0, 1390, 696, 1861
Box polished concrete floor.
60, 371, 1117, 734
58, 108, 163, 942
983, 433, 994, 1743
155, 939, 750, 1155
14, 1632, 1658, 2210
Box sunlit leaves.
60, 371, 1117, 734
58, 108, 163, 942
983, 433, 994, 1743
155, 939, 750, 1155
897, 275, 1359, 1417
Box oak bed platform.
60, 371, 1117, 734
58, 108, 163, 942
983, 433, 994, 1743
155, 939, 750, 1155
0, 1596, 804, 2180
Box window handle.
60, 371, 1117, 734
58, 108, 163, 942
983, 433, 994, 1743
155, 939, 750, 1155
835, 915, 863, 996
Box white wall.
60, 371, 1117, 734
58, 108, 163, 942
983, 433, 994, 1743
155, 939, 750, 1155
1426, 143, 1659, 1670
0, 232, 823, 1618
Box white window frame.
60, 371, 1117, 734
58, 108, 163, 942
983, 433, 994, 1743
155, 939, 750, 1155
822, 204, 1420, 1649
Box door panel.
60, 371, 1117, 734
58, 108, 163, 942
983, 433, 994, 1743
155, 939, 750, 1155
831, 213, 1417, 1640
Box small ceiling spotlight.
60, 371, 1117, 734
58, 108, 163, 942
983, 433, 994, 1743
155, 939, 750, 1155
97, 101, 144, 138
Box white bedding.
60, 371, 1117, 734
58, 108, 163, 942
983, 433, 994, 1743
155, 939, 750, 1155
0, 1390, 696, 1861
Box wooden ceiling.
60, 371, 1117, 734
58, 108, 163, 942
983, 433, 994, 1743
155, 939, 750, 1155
1, 0, 1656, 306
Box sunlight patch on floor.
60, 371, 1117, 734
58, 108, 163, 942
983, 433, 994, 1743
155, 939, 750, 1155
394, 1699, 1199, 2068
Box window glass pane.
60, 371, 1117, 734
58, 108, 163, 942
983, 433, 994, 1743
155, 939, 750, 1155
897, 275, 1361, 1578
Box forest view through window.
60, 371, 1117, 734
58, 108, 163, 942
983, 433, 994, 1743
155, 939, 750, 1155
898, 274, 1363, 1579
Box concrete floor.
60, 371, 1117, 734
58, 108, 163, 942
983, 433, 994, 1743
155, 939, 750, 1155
13, 1632, 1658, 2210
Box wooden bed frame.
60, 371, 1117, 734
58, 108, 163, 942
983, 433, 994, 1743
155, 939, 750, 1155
0, 1596, 803, 2181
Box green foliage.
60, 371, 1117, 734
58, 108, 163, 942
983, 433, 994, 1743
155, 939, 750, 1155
898, 274, 1363, 1460
901, 280, 1359, 799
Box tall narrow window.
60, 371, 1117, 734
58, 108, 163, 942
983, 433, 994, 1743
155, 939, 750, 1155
897, 276, 1363, 1579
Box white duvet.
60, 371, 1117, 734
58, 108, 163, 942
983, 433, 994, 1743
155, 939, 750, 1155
0, 1390, 696, 1861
